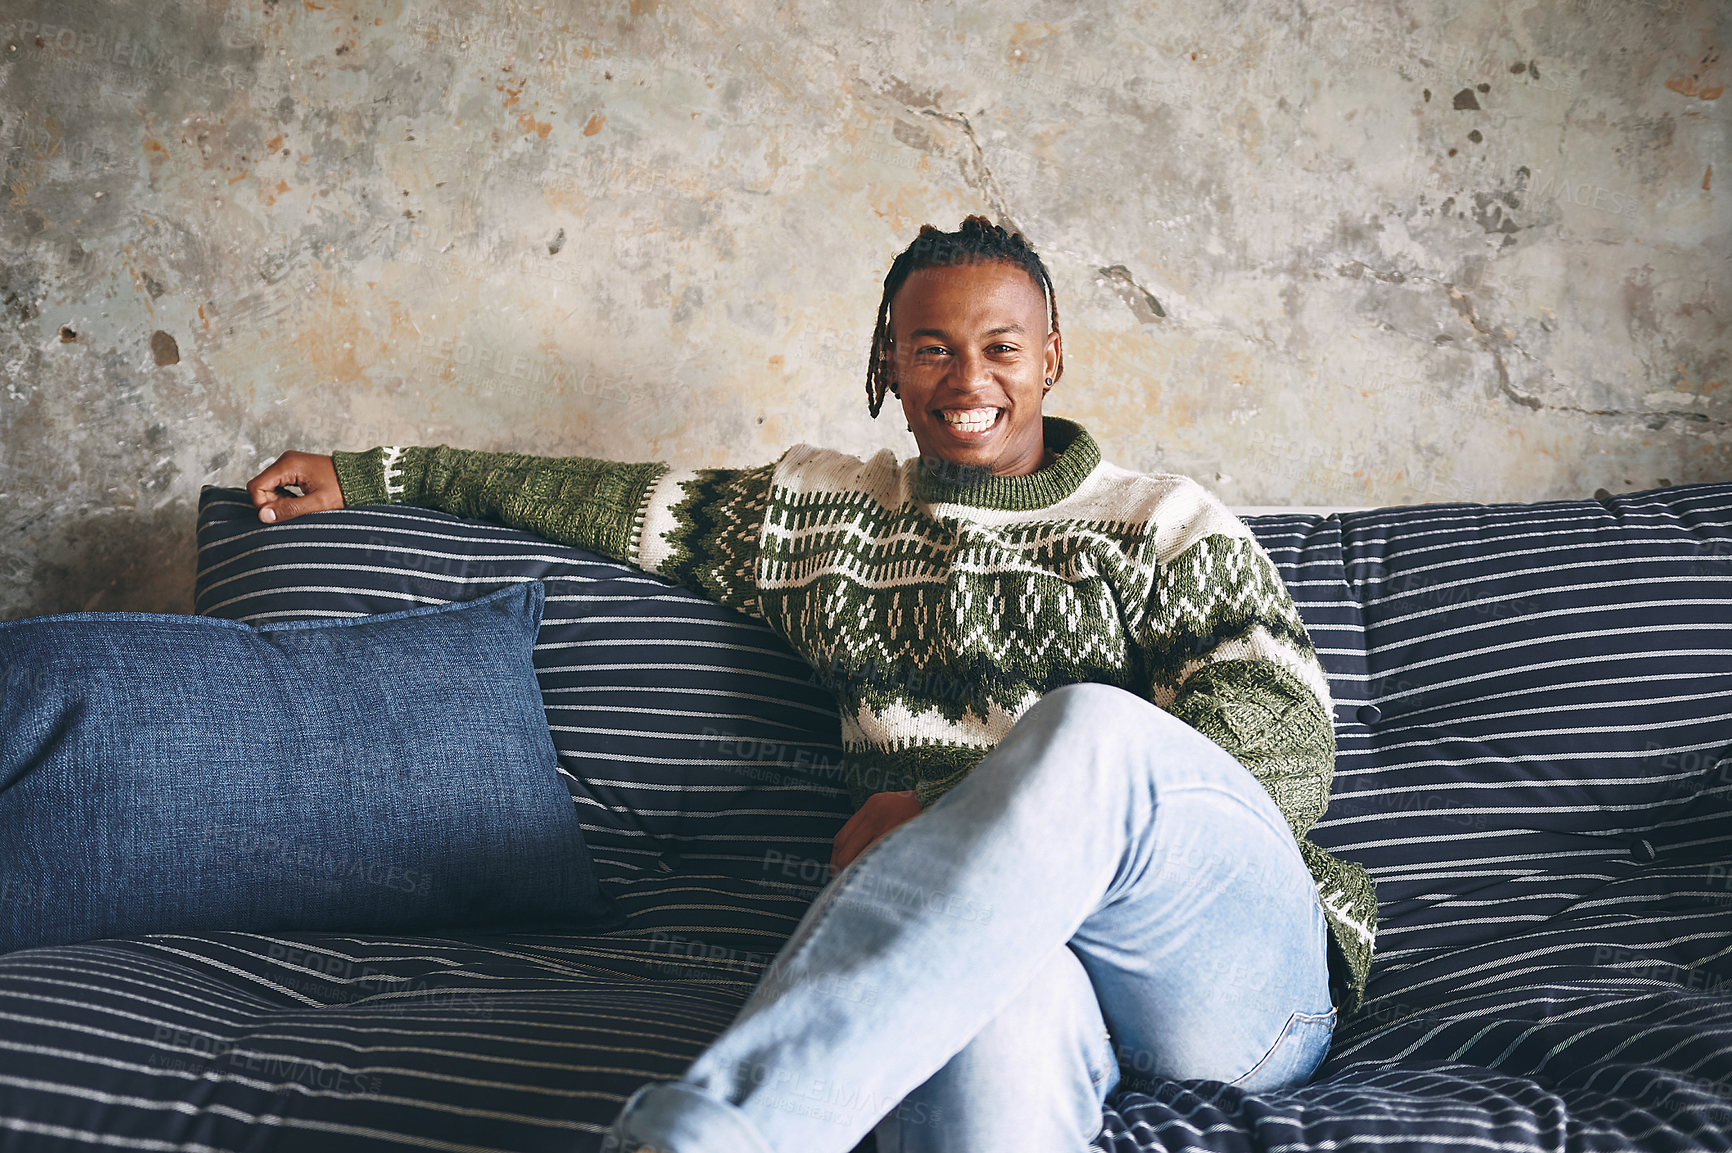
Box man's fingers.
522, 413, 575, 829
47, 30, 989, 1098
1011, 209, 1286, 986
831, 792, 924, 872
256, 494, 316, 524
244, 452, 342, 524
831, 814, 868, 871
831, 813, 886, 872
829, 829, 854, 872
259, 486, 344, 524
246, 455, 302, 503
836, 832, 872, 872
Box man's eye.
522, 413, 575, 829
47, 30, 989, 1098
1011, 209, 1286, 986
989, 344, 1017, 354
917, 346, 949, 356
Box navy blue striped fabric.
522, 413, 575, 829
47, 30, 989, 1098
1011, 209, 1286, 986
0, 872, 820, 1152
1279, 487, 1732, 962
0, 482, 1726, 1152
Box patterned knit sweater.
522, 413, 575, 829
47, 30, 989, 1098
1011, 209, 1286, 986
332, 418, 1378, 1014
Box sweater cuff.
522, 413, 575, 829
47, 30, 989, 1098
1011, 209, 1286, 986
331, 446, 425, 507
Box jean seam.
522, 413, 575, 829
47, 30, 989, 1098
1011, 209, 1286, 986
749, 823, 902, 1001
1226, 1006, 1336, 1088
1225, 900, 1335, 1089
1089, 1023, 1117, 1089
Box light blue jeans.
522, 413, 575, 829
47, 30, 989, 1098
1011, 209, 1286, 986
603, 682, 1336, 1153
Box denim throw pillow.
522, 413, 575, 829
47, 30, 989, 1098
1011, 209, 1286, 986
0, 581, 611, 954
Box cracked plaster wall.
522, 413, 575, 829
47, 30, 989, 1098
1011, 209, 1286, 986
0, 0, 1725, 617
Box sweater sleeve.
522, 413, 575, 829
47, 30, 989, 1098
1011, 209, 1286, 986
330, 445, 776, 619
1136, 482, 1379, 1013
1135, 486, 1337, 841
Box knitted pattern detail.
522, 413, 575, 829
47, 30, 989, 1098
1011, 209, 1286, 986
332, 445, 667, 562
1302, 838, 1379, 1011
639, 466, 776, 616
381, 446, 410, 500
1142, 537, 1318, 694
1165, 659, 1336, 840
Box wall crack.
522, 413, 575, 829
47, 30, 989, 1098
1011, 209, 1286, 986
911, 106, 1021, 235
1335, 262, 1724, 427
1097, 264, 1167, 323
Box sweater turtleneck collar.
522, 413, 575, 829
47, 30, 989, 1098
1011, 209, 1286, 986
912, 417, 1101, 511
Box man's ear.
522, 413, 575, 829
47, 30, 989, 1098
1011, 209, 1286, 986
1044, 329, 1064, 385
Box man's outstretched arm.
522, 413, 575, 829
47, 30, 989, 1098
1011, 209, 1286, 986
246, 446, 775, 619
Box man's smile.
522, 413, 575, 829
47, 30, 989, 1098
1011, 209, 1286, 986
936, 407, 1004, 435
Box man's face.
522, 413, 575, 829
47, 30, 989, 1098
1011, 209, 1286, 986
887, 260, 1061, 478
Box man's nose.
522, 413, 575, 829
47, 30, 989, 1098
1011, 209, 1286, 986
952, 350, 992, 391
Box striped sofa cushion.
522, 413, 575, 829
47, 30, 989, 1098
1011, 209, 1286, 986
1257, 484, 1732, 961
0, 870, 833, 1152
194, 488, 854, 884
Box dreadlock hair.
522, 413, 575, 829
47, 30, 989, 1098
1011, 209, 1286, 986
865, 214, 1063, 418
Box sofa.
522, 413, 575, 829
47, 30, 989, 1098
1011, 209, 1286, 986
1, 478, 1728, 1152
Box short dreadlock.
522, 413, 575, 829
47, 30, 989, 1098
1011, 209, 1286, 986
866, 215, 1063, 418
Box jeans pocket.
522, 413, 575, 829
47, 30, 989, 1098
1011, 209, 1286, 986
1226, 1006, 1336, 1092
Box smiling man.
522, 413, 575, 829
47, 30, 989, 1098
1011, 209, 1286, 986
248, 216, 1376, 1153
884, 257, 1062, 480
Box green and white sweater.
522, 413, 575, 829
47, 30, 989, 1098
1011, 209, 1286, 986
332, 418, 1378, 1014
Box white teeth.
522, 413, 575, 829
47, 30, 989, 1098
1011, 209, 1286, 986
940, 408, 999, 433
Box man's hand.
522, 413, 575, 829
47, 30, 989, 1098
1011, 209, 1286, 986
831, 789, 923, 872
246, 452, 345, 524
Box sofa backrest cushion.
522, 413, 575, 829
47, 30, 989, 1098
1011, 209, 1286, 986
1252, 483, 1732, 948
0, 581, 611, 954
195, 488, 853, 882
197, 481, 1732, 935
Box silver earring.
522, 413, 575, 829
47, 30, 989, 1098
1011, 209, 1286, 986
1044, 377, 1053, 388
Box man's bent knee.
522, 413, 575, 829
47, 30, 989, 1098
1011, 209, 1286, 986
1019, 683, 1179, 749
1017, 683, 1241, 784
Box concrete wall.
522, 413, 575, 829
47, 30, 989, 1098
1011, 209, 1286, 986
0, 0, 1725, 618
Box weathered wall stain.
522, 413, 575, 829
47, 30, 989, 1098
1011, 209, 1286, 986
149, 330, 178, 365
0, 0, 1725, 618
